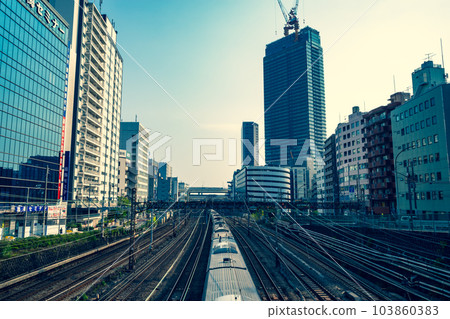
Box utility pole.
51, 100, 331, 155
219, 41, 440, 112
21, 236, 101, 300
406, 164, 414, 231
129, 188, 136, 271
75, 193, 78, 226
43, 166, 49, 236
149, 208, 154, 251
172, 209, 176, 237
275, 208, 280, 267
87, 185, 91, 231
101, 195, 105, 239
247, 201, 250, 235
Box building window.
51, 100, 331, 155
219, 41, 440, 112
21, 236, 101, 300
415, 122, 420, 131
406, 126, 409, 134
429, 154, 434, 163
430, 97, 435, 106
425, 100, 429, 109
417, 139, 421, 148
423, 155, 428, 164
428, 136, 433, 144
426, 118, 431, 127
438, 191, 444, 200
421, 120, 425, 129
409, 108, 413, 116
426, 192, 431, 200
410, 124, 415, 132
422, 138, 427, 146
437, 172, 442, 181
432, 116, 437, 125
435, 153, 440, 161
430, 173, 436, 182
419, 103, 424, 111
432, 191, 437, 200
414, 105, 418, 113
418, 157, 422, 165
434, 134, 439, 143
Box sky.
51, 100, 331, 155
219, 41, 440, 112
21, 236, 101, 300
96, 0, 450, 187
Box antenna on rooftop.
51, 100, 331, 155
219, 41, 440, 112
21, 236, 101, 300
441, 38, 445, 70
99, 0, 103, 12
393, 75, 396, 93
424, 53, 436, 62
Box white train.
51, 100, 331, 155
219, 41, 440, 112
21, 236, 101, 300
202, 210, 261, 301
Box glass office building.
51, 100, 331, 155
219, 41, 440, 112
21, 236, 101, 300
241, 121, 259, 167
0, 0, 69, 207
264, 27, 326, 167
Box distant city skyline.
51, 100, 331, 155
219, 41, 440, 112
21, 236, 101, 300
95, 0, 450, 187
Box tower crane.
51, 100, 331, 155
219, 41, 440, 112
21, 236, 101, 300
276, 0, 300, 39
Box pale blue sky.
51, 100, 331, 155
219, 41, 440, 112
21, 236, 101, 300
97, 0, 450, 187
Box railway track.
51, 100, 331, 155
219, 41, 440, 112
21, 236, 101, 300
0, 210, 194, 301
283, 224, 449, 300
165, 212, 210, 301
234, 221, 337, 301
46, 221, 181, 301
229, 223, 286, 301
101, 212, 203, 301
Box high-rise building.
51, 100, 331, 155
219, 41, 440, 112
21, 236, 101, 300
117, 149, 132, 198
364, 92, 409, 215
147, 159, 158, 202
0, 0, 70, 238
54, 1, 123, 209
119, 122, 149, 202
335, 106, 369, 208
324, 134, 338, 205
264, 27, 325, 167
241, 122, 259, 166
391, 61, 449, 219
158, 162, 172, 180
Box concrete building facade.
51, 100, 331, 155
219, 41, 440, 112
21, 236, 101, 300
364, 92, 409, 215
335, 106, 369, 209
62, 1, 123, 208
232, 166, 291, 202
119, 122, 149, 202
391, 61, 449, 220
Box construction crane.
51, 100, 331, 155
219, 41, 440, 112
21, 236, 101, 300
276, 0, 300, 38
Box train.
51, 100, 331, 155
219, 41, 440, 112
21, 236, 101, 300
202, 210, 261, 301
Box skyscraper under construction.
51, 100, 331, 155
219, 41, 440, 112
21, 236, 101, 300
263, 26, 325, 167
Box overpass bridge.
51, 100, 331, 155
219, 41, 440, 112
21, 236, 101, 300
186, 187, 228, 201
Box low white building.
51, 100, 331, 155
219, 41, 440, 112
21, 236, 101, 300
232, 166, 291, 202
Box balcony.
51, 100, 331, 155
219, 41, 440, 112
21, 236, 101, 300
89, 71, 103, 90
88, 94, 103, 109
81, 166, 100, 177
80, 155, 100, 166
86, 81, 103, 100
81, 133, 100, 146
85, 101, 102, 118
81, 143, 100, 156
82, 122, 101, 138
88, 27, 106, 54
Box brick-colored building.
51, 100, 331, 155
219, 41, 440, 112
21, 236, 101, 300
363, 93, 409, 215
